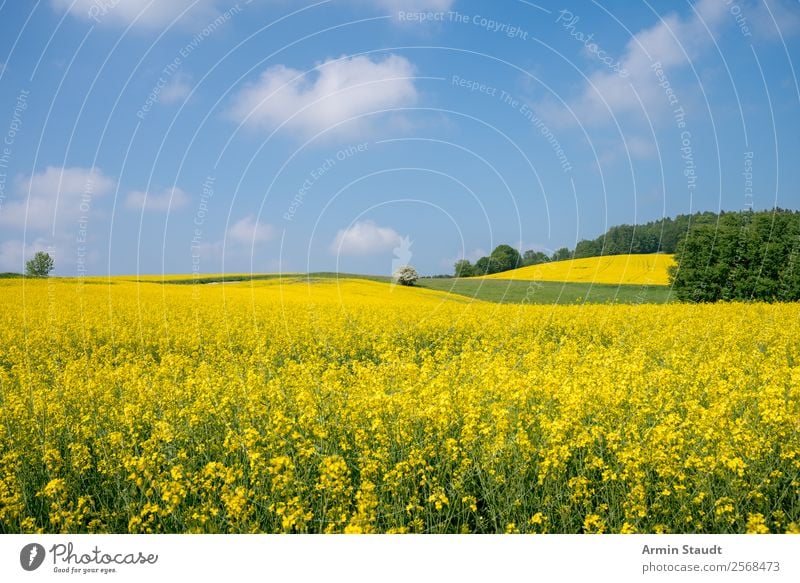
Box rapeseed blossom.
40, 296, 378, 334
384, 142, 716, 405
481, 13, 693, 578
0, 277, 798, 533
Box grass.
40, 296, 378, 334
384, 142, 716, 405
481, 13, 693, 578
131, 271, 672, 305
417, 277, 674, 304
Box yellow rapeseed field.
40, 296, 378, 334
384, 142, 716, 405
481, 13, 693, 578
482, 253, 675, 285
0, 277, 798, 534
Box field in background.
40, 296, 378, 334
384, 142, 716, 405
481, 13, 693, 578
5, 253, 677, 306
91, 269, 673, 305
481, 253, 675, 285
114, 273, 393, 285
1, 277, 798, 534
418, 278, 673, 304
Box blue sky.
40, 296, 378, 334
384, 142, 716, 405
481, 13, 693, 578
0, 0, 798, 276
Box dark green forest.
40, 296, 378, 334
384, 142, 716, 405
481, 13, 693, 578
670, 209, 800, 302
573, 211, 723, 257
454, 209, 800, 302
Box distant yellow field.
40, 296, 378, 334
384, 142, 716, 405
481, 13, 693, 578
482, 253, 675, 285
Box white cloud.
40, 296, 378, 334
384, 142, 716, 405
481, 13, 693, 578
0, 166, 115, 231
125, 186, 189, 211
51, 0, 220, 29
228, 215, 274, 245
160, 72, 192, 104
554, 0, 728, 126
227, 54, 418, 137
331, 220, 402, 255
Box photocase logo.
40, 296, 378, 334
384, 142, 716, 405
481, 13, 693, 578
20, 543, 46, 571
391, 235, 413, 276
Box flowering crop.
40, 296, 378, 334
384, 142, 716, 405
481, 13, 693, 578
482, 253, 674, 285
0, 277, 798, 533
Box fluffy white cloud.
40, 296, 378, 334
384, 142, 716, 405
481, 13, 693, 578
0, 166, 115, 230
227, 54, 418, 137
330, 220, 402, 255
51, 0, 220, 28
125, 186, 189, 211
557, 0, 728, 125
228, 215, 274, 245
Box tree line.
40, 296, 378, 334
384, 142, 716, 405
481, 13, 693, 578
453, 209, 800, 302
572, 211, 723, 258
454, 244, 571, 277
454, 212, 726, 277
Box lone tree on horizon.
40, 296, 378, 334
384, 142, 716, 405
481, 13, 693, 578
393, 265, 419, 286
26, 251, 54, 278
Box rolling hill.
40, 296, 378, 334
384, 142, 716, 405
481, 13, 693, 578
480, 253, 675, 285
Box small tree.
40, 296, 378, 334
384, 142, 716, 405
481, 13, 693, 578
473, 255, 501, 275
393, 265, 419, 286
454, 259, 475, 278
490, 244, 523, 272
26, 251, 54, 277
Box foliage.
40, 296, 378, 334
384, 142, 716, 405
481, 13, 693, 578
522, 250, 550, 266
393, 265, 419, 286
472, 245, 523, 276
573, 212, 722, 258
473, 256, 499, 276
0, 278, 798, 534
465, 211, 727, 276
25, 251, 54, 278
670, 209, 800, 302
490, 244, 523, 272
468, 247, 566, 278
551, 247, 572, 262
453, 259, 475, 278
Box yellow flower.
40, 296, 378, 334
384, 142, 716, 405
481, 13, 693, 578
583, 514, 605, 534
428, 489, 449, 511
745, 514, 770, 534
1, 277, 799, 534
